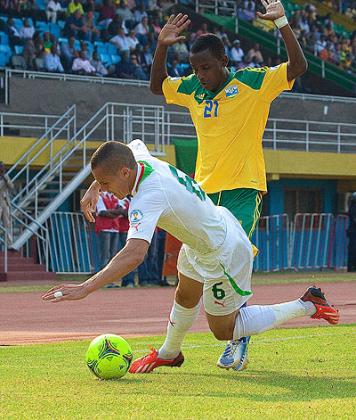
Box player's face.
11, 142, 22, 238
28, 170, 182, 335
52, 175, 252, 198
92, 165, 131, 199
189, 49, 228, 92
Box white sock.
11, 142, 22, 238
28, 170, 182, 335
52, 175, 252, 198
158, 300, 201, 359
233, 299, 316, 340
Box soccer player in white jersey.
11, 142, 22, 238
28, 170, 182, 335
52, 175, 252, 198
43, 140, 339, 372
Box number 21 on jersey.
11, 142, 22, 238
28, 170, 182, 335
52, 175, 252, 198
204, 100, 219, 118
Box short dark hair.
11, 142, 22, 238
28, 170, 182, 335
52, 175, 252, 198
191, 33, 225, 59
91, 141, 136, 172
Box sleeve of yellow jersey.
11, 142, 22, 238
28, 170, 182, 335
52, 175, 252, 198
260, 62, 294, 102
162, 76, 191, 108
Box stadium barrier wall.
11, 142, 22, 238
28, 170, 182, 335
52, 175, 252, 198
45, 212, 349, 274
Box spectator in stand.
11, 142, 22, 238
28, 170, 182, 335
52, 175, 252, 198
83, 0, 95, 13
79, 40, 90, 59
117, 195, 136, 287
72, 49, 96, 75
60, 36, 78, 70
116, 52, 147, 79
98, 0, 116, 28
134, 3, 147, 24
67, 0, 84, 16
19, 18, 34, 40
46, 0, 62, 24
195, 22, 209, 39
95, 191, 121, 286
5, 17, 22, 47
246, 42, 264, 65
135, 15, 149, 44
0, 161, 14, 245
116, 0, 135, 29
108, 15, 124, 37
168, 58, 182, 77
43, 31, 54, 53
84, 10, 100, 42
64, 9, 87, 40
44, 44, 64, 72
23, 38, 36, 69
110, 27, 130, 61
126, 28, 140, 51
141, 42, 153, 73
229, 39, 244, 67
151, 16, 161, 35
237, 0, 256, 22
90, 50, 109, 76
172, 39, 189, 62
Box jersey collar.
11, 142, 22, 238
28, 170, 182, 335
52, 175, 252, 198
131, 162, 143, 197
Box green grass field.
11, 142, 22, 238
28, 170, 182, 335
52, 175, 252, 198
1, 325, 355, 419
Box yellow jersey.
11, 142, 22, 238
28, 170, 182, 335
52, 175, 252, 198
162, 63, 294, 194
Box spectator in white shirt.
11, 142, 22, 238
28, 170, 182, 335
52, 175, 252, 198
19, 19, 35, 40
126, 29, 139, 51
110, 27, 130, 60
134, 3, 147, 24
90, 50, 109, 76
72, 50, 96, 75
230, 39, 244, 66
46, 0, 62, 24
44, 44, 64, 73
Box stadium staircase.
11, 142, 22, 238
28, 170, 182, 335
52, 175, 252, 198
177, 1, 356, 94
0, 102, 165, 280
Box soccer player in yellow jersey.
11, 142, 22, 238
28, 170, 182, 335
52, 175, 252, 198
130, 0, 307, 373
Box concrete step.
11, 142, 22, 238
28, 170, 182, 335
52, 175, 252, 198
0, 270, 57, 282
0, 263, 46, 272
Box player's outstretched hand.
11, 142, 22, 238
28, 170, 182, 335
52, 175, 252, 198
80, 181, 100, 223
158, 13, 191, 46
42, 284, 88, 302
257, 0, 285, 20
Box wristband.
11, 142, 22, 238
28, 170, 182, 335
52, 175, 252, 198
274, 15, 289, 29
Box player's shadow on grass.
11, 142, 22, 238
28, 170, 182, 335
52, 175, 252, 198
175, 370, 356, 402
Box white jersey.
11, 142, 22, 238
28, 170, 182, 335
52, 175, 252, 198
126, 140, 228, 254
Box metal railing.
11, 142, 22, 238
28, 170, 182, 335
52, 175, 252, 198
0, 111, 62, 137
0, 224, 8, 273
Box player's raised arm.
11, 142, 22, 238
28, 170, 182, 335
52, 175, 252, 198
150, 13, 190, 95
257, 0, 307, 81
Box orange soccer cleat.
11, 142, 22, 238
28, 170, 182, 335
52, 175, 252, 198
300, 286, 340, 325
129, 349, 184, 374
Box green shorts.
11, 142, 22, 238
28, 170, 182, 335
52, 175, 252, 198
208, 188, 263, 238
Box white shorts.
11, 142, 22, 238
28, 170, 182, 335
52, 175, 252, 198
177, 207, 254, 316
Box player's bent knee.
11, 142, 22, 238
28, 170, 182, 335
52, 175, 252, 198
175, 288, 200, 308
211, 329, 232, 341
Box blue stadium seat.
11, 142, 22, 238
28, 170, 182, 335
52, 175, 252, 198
0, 32, 9, 45
95, 41, 106, 54
0, 44, 11, 56
57, 20, 66, 29
111, 54, 121, 65
36, 21, 49, 33
59, 37, 68, 45
84, 41, 94, 54
0, 53, 10, 67
100, 53, 111, 66
74, 40, 81, 50
36, 0, 46, 10
49, 23, 61, 39
106, 43, 117, 55
14, 45, 24, 55
13, 18, 23, 30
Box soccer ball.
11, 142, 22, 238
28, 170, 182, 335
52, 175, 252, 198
85, 334, 133, 380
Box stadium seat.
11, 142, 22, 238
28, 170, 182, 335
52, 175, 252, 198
36, 21, 50, 33
95, 42, 106, 54
100, 53, 111, 66
11, 55, 26, 69
49, 23, 61, 39
111, 54, 121, 65
13, 18, 23, 30
0, 31, 9, 45
57, 20, 66, 29
36, 0, 46, 10
14, 45, 24, 55
106, 43, 117, 55
35, 57, 45, 71
0, 44, 11, 55
0, 52, 10, 67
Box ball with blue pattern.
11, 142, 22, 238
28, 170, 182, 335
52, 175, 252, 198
85, 334, 133, 379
